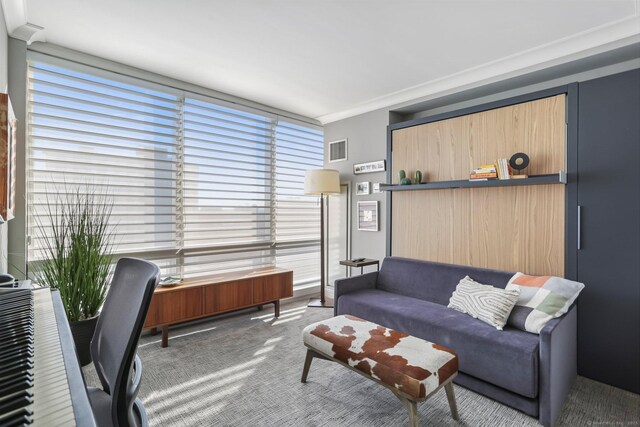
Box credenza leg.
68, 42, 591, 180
149, 327, 158, 336
257, 305, 263, 311
161, 326, 169, 348
274, 300, 280, 317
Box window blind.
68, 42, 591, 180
27, 56, 324, 288
274, 121, 324, 287
182, 98, 275, 276
28, 61, 180, 265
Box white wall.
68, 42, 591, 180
0, 5, 9, 273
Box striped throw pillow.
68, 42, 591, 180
448, 276, 520, 330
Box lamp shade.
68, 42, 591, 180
304, 169, 340, 195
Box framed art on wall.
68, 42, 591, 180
0, 93, 17, 223
356, 182, 370, 195
357, 201, 378, 231
353, 160, 385, 175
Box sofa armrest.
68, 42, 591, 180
538, 304, 578, 427
333, 272, 378, 317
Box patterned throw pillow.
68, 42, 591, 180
448, 276, 520, 330
506, 273, 585, 334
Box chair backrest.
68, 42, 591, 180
90, 257, 160, 427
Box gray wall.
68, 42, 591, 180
0, 6, 8, 273
323, 56, 640, 265
324, 108, 389, 263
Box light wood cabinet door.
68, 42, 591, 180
252, 272, 293, 304
203, 280, 253, 314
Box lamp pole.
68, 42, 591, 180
304, 169, 339, 308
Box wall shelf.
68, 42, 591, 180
380, 172, 566, 191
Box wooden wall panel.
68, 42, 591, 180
392, 186, 564, 276
392, 95, 566, 183
390, 95, 566, 276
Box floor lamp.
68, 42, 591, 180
305, 169, 340, 308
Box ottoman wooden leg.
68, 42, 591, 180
445, 382, 459, 421
405, 399, 418, 427
301, 349, 314, 383
394, 393, 419, 427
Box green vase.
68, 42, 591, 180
398, 170, 406, 182
400, 177, 411, 185
414, 170, 422, 184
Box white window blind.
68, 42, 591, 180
274, 121, 324, 287
182, 98, 274, 276
27, 57, 324, 288
28, 61, 180, 267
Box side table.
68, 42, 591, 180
339, 258, 380, 276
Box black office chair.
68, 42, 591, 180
87, 257, 160, 427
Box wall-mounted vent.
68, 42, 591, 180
329, 139, 347, 162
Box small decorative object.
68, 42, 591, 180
0, 93, 17, 223
398, 169, 406, 182
414, 170, 422, 184
159, 276, 183, 287
357, 201, 379, 231
400, 177, 411, 185
356, 182, 371, 195
353, 160, 386, 175
509, 152, 529, 179
372, 183, 381, 193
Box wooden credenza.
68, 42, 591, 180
144, 267, 293, 347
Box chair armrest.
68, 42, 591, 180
538, 304, 578, 427
333, 272, 378, 316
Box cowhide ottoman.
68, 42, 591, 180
301, 315, 459, 426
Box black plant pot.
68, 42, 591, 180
70, 315, 99, 367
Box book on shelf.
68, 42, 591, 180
496, 158, 512, 180
469, 173, 497, 179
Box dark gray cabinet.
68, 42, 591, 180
576, 69, 640, 393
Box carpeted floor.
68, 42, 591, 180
84, 301, 640, 426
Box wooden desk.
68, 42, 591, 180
144, 267, 293, 347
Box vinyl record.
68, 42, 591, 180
509, 152, 529, 171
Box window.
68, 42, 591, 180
27, 56, 323, 288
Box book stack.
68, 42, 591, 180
469, 164, 498, 181
469, 159, 514, 181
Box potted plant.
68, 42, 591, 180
33, 185, 114, 366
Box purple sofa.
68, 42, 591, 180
334, 257, 577, 427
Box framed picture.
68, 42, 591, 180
356, 182, 370, 195
357, 201, 379, 232
0, 94, 17, 223
353, 160, 386, 175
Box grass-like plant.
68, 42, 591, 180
33, 185, 115, 322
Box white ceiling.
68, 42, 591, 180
4, 0, 640, 123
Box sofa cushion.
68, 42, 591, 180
448, 276, 520, 330
337, 289, 539, 398
506, 272, 585, 334
377, 257, 515, 306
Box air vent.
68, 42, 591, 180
329, 139, 347, 162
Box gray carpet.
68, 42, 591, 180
84, 301, 640, 426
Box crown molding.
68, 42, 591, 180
318, 12, 640, 124
1, 0, 45, 44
